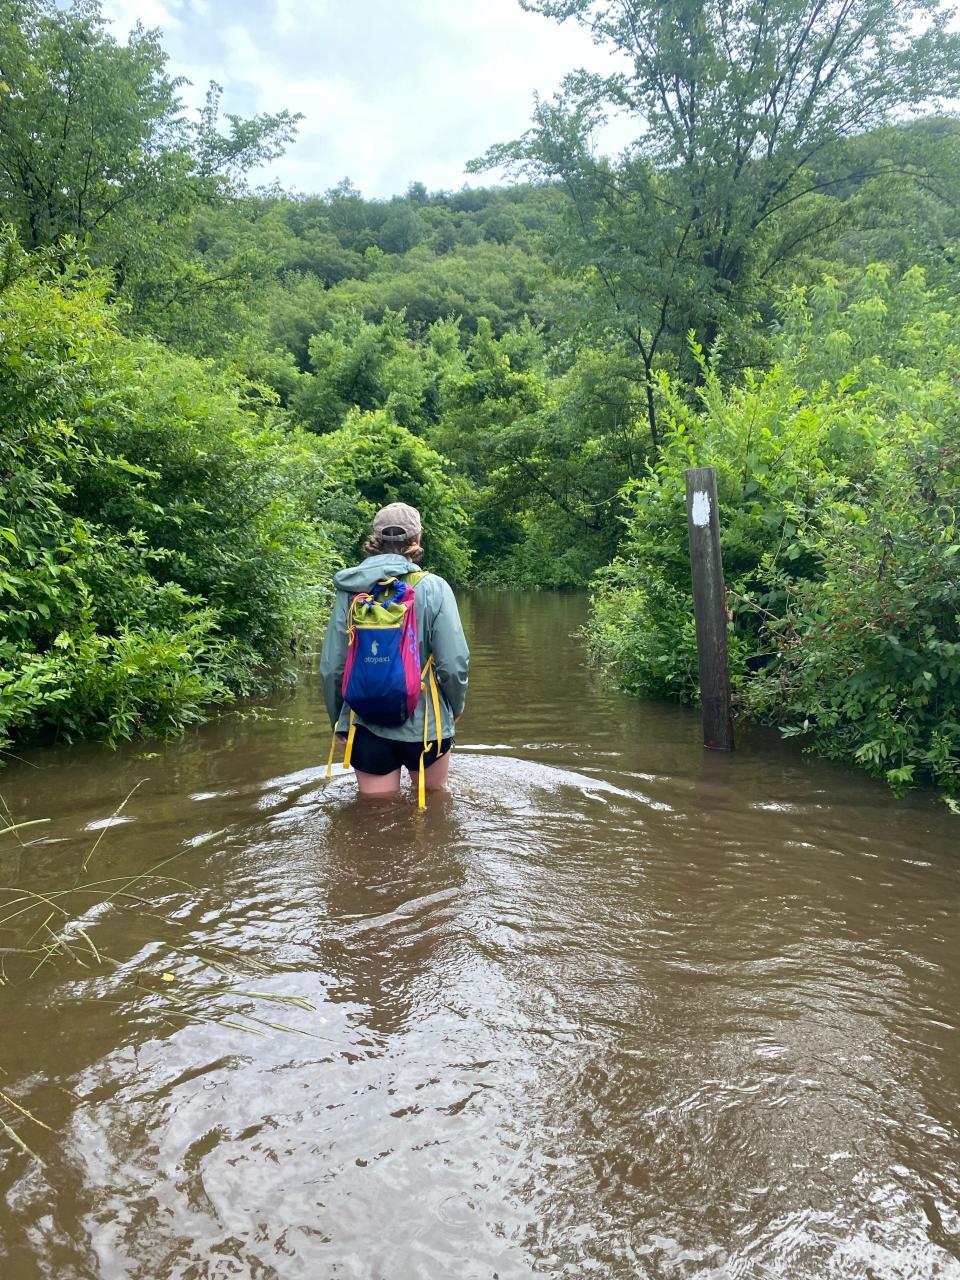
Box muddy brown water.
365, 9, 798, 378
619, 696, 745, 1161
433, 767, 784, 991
1, 591, 959, 1280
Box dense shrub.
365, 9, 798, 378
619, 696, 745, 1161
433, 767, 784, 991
0, 235, 335, 751
743, 433, 960, 794
589, 266, 960, 797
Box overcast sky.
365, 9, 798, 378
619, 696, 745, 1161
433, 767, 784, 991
98, 0, 632, 199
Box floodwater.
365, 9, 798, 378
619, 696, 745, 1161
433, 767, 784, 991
1, 591, 959, 1280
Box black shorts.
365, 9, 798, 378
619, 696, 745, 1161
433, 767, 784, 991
348, 724, 452, 776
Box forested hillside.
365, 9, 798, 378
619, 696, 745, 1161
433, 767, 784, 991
2, 0, 959, 798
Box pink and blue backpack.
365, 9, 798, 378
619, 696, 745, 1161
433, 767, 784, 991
326, 572, 442, 807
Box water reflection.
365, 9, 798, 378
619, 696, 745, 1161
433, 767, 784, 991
315, 794, 468, 1041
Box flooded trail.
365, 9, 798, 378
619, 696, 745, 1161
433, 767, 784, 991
1, 591, 958, 1279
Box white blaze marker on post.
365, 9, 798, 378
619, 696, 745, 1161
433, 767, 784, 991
684, 467, 734, 752
691, 490, 711, 528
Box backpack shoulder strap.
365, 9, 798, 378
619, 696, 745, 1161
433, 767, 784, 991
403, 570, 429, 587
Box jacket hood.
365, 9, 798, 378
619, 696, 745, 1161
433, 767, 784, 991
333, 554, 423, 594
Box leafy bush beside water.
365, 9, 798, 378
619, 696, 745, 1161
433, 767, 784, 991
589, 266, 960, 796
0, 235, 336, 751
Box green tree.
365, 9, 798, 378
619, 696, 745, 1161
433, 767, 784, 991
313, 412, 472, 583
474, 0, 960, 443
791, 117, 960, 284
379, 203, 426, 254
0, 0, 300, 336
291, 309, 432, 434
432, 321, 644, 583
321, 238, 551, 333
0, 0, 184, 251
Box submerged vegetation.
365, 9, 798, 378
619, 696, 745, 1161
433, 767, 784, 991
2, 0, 960, 797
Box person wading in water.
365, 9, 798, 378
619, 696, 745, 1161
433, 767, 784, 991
320, 503, 469, 801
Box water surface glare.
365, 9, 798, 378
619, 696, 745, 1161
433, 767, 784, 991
1, 591, 959, 1279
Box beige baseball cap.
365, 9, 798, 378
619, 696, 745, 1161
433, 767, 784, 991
372, 502, 422, 541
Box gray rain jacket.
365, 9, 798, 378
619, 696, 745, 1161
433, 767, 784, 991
320, 554, 469, 742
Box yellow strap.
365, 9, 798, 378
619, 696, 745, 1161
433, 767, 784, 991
418, 656, 432, 811
416, 656, 443, 811
428, 664, 442, 752
342, 710, 357, 770
325, 732, 337, 781
420, 655, 434, 748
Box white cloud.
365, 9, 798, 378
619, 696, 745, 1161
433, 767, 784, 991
100, 0, 634, 197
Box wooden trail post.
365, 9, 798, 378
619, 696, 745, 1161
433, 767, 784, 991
684, 466, 734, 752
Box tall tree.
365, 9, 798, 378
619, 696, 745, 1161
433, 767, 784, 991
473, 0, 960, 443
0, 0, 300, 327
0, 0, 184, 250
